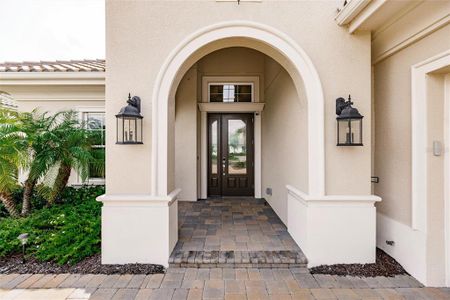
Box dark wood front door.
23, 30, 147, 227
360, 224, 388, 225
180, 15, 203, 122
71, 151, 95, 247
208, 113, 254, 197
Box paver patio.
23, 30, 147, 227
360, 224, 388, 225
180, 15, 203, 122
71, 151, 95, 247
1, 268, 447, 299
169, 198, 307, 268
0, 199, 446, 299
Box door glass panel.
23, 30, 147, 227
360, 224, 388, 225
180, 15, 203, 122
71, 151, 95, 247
211, 120, 218, 174
228, 119, 247, 174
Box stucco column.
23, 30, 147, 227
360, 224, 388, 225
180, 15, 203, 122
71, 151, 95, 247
97, 190, 179, 266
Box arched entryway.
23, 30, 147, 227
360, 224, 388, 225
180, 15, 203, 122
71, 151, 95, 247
151, 21, 325, 199
99, 21, 380, 268
148, 21, 326, 267
169, 45, 310, 267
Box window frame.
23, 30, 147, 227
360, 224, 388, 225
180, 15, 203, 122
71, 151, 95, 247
208, 82, 255, 103
77, 106, 105, 185
203, 76, 260, 104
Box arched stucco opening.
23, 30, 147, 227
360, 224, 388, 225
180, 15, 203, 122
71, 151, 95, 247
100, 20, 380, 268
151, 21, 325, 198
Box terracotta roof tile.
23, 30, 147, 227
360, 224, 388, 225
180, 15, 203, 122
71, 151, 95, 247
0, 59, 105, 72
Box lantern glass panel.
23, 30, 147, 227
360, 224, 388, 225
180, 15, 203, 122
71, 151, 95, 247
117, 117, 124, 143
136, 118, 142, 143
337, 118, 362, 145
123, 117, 136, 143
337, 119, 350, 145
350, 119, 362, 145
116, 116, 143, 144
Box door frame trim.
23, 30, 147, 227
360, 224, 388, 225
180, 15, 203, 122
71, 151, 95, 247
200, 76, 262, 198
206, 113, 255, 196
410, 50, 450, 285
201, 112, 261, 198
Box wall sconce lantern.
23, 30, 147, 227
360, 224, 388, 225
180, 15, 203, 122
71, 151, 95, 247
336, 95, 363, 146
116, 93, 143, 144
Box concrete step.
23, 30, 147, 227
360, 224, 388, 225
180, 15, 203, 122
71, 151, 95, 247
168, 250, 308, 269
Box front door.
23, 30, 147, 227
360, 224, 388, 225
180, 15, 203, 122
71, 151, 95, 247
208, 113, 254, 196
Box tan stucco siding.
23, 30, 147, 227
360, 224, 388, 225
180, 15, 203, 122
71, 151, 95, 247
374, 24, 450, 226
0, 84, 105, 113
17, 100, 105, 113
262, 57, 308, 223
174, 47, 267, 200
175, 67, 198, 201
106, 0, 372, 196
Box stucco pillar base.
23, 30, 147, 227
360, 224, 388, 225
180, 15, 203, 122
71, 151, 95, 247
97, 190, 180, 267
287, 185, 382, 267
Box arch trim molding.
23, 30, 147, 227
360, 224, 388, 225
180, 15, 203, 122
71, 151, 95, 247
151, 20, 326, 197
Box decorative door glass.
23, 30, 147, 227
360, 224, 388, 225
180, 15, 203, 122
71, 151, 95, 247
227, 120, 247, 174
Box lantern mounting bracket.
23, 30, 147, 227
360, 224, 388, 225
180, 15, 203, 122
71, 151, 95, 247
336, 94, 353, 116
127, 93, 141, 113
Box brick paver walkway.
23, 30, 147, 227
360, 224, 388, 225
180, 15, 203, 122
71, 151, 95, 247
169, 198, 307, 268
1, 268, 448, 299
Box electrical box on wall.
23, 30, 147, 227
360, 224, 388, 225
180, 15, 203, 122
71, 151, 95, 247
433, 141, 442, 156
266, 187, 272, 196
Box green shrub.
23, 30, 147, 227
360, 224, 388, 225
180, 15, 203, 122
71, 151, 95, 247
0, 186, 50, 218
0, 185, 104, 265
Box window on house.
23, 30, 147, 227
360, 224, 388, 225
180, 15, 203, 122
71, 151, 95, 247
209, 84, 252, 103
83, 112, 105, 181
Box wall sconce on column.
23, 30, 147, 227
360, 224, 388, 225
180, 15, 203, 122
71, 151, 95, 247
336, 95, 363, 146
116, 93, 143, 144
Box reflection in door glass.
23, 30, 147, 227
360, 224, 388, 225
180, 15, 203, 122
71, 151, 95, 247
228, 120, 247, 174
211, 121, 218, 174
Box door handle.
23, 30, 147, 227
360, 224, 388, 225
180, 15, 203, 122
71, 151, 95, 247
222, 157, 226, 175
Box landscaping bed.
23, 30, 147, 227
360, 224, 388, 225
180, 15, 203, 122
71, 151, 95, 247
0, 253, 164, 275
0, 186, 164, 274
309, 248, 407, 277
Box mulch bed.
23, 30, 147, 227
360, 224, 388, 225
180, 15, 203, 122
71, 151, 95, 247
0, 253, 165, 275
309, 248, 407, 277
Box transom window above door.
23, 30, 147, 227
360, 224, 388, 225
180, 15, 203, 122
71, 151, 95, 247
209, 84, 253, 103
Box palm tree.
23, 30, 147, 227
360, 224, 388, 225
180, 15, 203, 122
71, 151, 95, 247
0, 109, 26, 217
47, 111, 102, 204
19, 110, 62, 216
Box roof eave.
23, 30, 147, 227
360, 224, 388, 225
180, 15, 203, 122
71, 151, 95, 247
335, 0, 372, 26
0, 72, 105, 86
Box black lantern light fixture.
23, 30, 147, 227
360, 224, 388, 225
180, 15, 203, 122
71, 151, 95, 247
116, 93, 143, 144
336, 95, 363, 146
